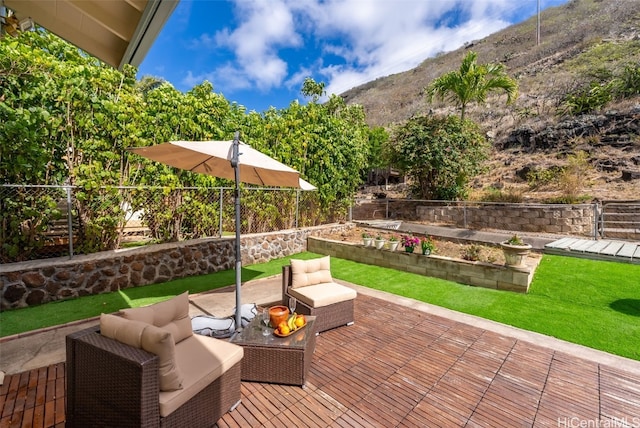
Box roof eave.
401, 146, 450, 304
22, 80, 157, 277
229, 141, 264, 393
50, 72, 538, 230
119, 0, 178, 70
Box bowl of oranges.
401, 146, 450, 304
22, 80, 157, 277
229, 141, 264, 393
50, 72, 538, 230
273, 313, 306, 337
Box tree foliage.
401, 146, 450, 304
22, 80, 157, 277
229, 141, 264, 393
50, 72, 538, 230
425, 51, 518, 120
387, 115, 488, 200
1, 32, 371, 260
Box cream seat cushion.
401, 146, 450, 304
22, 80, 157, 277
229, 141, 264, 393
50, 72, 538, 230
290, 256, 333, 288
288, 282, 357, 308
121, 291, 193, 344
100, 313, 183, 391
158, 335, 244, 418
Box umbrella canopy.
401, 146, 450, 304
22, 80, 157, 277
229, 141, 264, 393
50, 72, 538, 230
129, 135, 312, 330
129, 140, 301, 188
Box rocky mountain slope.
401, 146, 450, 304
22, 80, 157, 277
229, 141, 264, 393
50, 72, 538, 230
343, 0, 640, 201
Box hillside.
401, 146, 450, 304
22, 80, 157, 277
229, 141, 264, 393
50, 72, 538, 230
343, 0, 640, 201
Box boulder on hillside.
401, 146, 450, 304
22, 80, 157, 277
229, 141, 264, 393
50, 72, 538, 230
621, 170, 640, 181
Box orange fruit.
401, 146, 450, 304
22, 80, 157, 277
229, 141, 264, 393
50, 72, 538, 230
280, 325, 290, 335
294, 316, 305, 327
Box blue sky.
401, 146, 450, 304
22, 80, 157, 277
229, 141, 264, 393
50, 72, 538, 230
138, 0, 570, 113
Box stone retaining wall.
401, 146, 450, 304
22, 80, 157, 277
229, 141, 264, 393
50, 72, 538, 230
415, 203, 595, 236
308, 237, 539, 293
1, 224, 353, 310
353, 201, 597, 236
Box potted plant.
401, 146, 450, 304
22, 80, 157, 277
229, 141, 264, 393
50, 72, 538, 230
374, 234, 386, 249
401, 235, 420, 253
420, 236, 435, 255
362, 232, 373, 247
387, 235, 399, 251
500, 234, 532, 267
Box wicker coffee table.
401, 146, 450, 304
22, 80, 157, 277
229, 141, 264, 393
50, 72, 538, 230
229, 315, 316, 386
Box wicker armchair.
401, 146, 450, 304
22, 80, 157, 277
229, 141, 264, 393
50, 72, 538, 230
282, 256, 356, 333
66, 325, 242, 428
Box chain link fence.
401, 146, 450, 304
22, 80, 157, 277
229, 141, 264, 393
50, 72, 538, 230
1, 184, 339, 263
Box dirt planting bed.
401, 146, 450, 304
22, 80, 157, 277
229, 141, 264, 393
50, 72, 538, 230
322, 226, 507, 265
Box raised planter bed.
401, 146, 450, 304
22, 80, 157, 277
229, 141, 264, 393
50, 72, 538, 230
307, 236, 541, 293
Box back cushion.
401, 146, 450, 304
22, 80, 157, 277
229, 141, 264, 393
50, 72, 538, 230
290, 256, 333, 289
100, 314, 183, 391
140, 324, 183, 391
121, 291, 193, 344
100, 313, 147, 347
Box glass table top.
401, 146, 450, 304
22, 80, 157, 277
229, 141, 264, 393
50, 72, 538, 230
230, 315, 316, 349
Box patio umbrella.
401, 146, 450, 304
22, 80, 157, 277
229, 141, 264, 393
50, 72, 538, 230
129, 132, 313, 330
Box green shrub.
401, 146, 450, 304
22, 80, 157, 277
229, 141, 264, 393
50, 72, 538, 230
526, 167, 561, 189
613, 64, 640, 98
480, 186, 523, 203
558, 151, 591, 202
461, 244, 482, 261
560, 81, 614, 116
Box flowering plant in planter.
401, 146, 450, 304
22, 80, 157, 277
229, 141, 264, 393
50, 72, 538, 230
500, 234, 532, 267
386, 235, 400, 251
421, 236, 435, 255
505, 234, 525, 246
362, 232, 373, 246
401, 235, 420, 253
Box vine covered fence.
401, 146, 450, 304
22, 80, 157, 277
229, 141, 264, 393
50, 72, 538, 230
1, 184, 342, 263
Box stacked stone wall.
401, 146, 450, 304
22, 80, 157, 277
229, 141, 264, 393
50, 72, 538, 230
415, 204, 595, 235
1, 224, 352, 310
308, 237, 538, 293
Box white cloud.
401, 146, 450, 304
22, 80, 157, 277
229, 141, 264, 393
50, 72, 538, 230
298, 0, 536, 95
210, 0, 302, 90
184, 0, 559, 98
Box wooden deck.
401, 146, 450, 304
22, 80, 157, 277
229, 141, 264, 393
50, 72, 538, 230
545, 237, 640, 264
3, 294, 640, 427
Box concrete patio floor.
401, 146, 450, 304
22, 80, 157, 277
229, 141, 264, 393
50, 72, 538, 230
0, 275, 284, 376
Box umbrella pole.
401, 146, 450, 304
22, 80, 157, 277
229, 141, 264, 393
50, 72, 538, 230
231, 132, 242, 331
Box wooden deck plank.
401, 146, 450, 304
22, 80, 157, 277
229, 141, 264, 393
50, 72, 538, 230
617, 243, 638, 258
546, 238, 640, 264
600, 241, 625, 256
583, 240, 613, 253
4, 293, 640, 427
544, 237, 578, 249
571, 239, 601, 252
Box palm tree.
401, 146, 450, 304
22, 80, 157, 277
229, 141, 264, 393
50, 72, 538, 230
425, 51, 518, 120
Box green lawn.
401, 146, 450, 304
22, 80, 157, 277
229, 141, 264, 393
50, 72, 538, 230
330, 254, 640, 360
1, 253, 639, 361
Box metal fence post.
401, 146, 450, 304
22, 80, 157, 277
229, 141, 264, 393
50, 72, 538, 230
463, 201, 468, 229
385, 199, 389, 219
66, 186, 74, 258
596, 201, 605, 240
295, 189, 300, 228
219, 188, 224, 238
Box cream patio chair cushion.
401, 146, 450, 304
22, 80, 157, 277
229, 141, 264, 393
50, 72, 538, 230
288, 282, 357, 308
121, 291, 193, 344
100, 313, 183, 391
288, 256, 357, 308
290, 255, 333, 288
